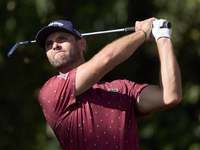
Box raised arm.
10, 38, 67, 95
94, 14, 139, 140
136, 19, 182, 113
75, 18, 156, 96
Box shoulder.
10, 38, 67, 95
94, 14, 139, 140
94, 79, 148, 93
43, 68, 77, 86
39, 68, 77, 96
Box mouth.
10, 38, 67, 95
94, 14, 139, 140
54, 51, 66, 59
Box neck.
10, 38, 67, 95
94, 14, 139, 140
59, 59, 85, 75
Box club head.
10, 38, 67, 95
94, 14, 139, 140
7, 40, 36, 57
7, 42, 20, 57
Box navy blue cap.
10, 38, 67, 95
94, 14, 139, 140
35, 20, 83, 48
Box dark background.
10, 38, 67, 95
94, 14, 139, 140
0, 0, 200, 149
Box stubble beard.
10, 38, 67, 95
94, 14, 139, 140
48, 44, 80, 71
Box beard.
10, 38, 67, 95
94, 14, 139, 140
48, 43, 80, 71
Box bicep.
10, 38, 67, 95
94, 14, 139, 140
136, 85, 171, 113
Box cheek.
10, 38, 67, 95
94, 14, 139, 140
46, 51, 53, 61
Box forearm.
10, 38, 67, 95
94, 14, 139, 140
87, 30, 146, 82
95, 30, 145, 68
157, 38, 182, 105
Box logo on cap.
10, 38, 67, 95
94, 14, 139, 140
48, 22, 64, 27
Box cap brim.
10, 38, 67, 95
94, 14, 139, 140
35, 26, 73, 49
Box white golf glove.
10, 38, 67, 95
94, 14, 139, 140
152, 19, 172, 42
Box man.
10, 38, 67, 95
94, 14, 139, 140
35, 17, 182, 150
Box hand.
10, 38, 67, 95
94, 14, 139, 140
135, 17, 157, 42
152, 19, 172, 42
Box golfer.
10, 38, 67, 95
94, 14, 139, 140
35, 17, 182, 150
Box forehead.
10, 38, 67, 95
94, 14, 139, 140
45, 31, 73, 42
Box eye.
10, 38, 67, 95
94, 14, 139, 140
45, 42, 53, 49
58, 37, 67, 42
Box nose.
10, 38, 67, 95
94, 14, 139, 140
52, 42, 61, 50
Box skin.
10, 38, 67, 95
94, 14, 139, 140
44, 17, 182, 114
45, 32, 86, 73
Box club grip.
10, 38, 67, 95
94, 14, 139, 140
161, 22, 172, 28
125, 27, 135, 32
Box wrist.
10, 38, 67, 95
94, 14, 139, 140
157, 37, 172, 43
157, 37, 172, 47
138, 29, 147, 43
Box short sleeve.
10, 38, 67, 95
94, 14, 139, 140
121, 80, 149, 118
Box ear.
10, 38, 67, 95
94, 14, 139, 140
78, 39, 86, 51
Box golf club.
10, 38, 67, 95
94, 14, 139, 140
7, 22, 171, 57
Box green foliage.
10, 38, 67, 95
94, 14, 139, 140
0, 0, 199, 149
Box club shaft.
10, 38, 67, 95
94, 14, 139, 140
82, 27, 135, 36
7, 27, 135, 57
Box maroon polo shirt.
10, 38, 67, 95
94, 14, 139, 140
38, 68, 148, 150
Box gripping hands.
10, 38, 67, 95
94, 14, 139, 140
152, 19, 172, 42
